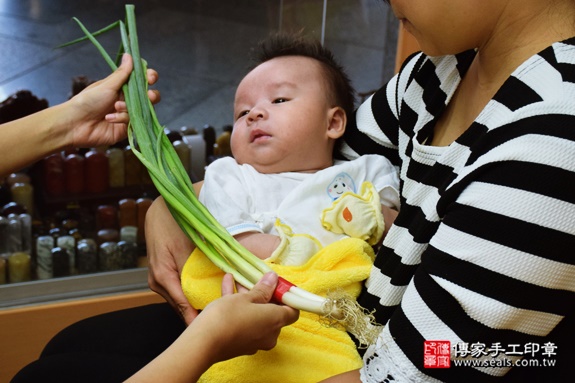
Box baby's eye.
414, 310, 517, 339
236, 110, 249, 120
273, 98, 288, 104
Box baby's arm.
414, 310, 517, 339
379, 203, 399, 244
235, 232, 281, 260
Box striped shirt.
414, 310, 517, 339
340, 37, 575, 382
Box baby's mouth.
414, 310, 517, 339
250, 129, 271, 143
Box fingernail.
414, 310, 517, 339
121, 53, 128, 65
261, 272, 278, 287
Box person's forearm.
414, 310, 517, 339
125, 323, 215, 383
0, 102, 72, 177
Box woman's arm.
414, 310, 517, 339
126, 272, 299, 383
0, 54, 159, 177
146, 183, 202, 324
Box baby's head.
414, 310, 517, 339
231, 33, 356, 174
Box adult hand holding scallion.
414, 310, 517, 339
64, 4, 381, 346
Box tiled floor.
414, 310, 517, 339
0, 0, 398, 135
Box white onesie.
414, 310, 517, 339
199, 155, 400, 262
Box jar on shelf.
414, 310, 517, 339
51, 247, 70, 278
10, 182, 33, 216
97, 205, 118, 230
7, 214, 22, 254
8, 252, 31, 283
124, 146, 143, 186
136, 197, 153, 245
0, 215, 9, 256
0, 257, 6, 284
6, 173, 31, 187
64, 153, 85, 194
42, 153, 65, 196
118, 198, 137, 228
106, 147, 125, 188
76, 238, 98, 274
173, 140, 191, 174
118, 240, 139, 269
97, 228, 119, 245
57, 235, 76, 275
99, 241, 121, 271
85, 149, 109, 193
19, 213, 32, 254
0, 178, 11, 207
36, 235, 54, 280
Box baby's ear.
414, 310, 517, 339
327, 106, 346, 139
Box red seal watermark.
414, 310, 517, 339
424, 340, 451, 368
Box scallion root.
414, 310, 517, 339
319, 290, 383, 349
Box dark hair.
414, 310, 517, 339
249, 32, 356, 119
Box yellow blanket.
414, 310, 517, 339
181, 237, 374, 383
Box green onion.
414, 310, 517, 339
65, 4, 381, 347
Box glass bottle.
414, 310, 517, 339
0, 215, 9, 258
51, 247, 70, 278
0, 177, 11, 207
124, 146, 143, 186
36, 235, 54, 279
85, 149, 109, 193
136, 197, 153, 245
8, 252, 31, 283
19, 213, 32, 255
120, 226, 138, 244
173, 140, 191, 174
97, 228, 119, 246
57, 235, 76, 275
6, 173, 31, 187
118, 198, 137, 228
118, 240, 139, 269
99, 241, 121, 271
97, 205, 118, 230
76, 238, 98, 274
106, 147, 125, 188
7, 214, 22, 253
64, 153, 85, 194
0, 257, 6, 284
42, 153, 65, 196
10, 182, 33, 216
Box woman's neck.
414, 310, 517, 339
474, 0, 575, 92
430, 0, 575, 147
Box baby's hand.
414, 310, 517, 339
321, 181, 385, 246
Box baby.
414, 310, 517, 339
182, 33, 400, 383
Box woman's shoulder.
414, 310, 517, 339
478, 38, 575, 133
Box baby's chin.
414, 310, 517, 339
242, 161, 329, 175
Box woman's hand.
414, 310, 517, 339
0, 53, 160, 177
65, 53, 160, 149
198, 272, 300, 363
127, 272, 299, 383
146, 196, 199, 324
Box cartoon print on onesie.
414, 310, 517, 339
326, 172, 356, 201
270, 171, 385, 266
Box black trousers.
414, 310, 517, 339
11, 302, 573, 382
11, 303, 185, 383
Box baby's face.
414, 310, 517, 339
231, 56, 338, 174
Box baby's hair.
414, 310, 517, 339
250, 32, 356, 119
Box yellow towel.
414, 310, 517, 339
181, 237, 374, 383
